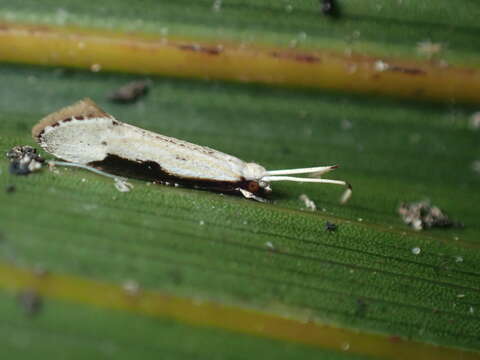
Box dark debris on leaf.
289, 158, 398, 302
354, 298, 368, 317
6, 145, 44, 176
325, 221, 338, 232
398, 200, 462, 231
108, 80, 151, 104
17, 289, 43, 317
320, 0, 340, 18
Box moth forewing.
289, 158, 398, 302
34, 100, 247, 183
33, 98, 352, 203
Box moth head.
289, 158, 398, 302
242, 163, 272, 193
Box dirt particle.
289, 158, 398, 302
416, 41, 443, 59
321, 0, 340, 17
17, 289, 43, 317
411, 247, 421, 255
265, 241, 275, 251
354, 298, 368, 317
6, 145, 44, 176
398, 200, 462, 230
471, 160, 480, 175
212, 0, 222, 12
325, 221, 338, 232
114, 178, 133, 192
469, 112, 480, 130
90, 63, 102, 72
299, 194, 316, 211
122, 280, 141, 297
108, 80, 151, 104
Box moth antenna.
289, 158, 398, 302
265, 165, 338, 176
48, 160, 126, 181
340, 183, 353, 204
262, 176, 352, 204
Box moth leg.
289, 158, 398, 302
238, 188, 267, 203
48, 160, 127, 181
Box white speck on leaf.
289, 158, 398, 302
123, 279, 141, 296
469, 112, 480, 130
55, 8, 69, 25
114, 178, 133, 192
341, 119, 353, 130
299, 194, 316, 211
411, 247, 421, 255
471, 160, 480, 175
212, 0, 222, 12
90, 63, 102, 72
416, 41, 443, 58
374, 60, 389, 72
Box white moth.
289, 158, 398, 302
32, 99, 352, 202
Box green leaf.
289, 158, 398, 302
0, 0, 480, 358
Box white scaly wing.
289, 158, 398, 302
33, 99, 247, 182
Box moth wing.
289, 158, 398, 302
33, 99, 247, 182
109, 123, 247, 181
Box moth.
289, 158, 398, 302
32, 99, 352, 202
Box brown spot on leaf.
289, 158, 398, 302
178, 44, 222, 55
388, 65, 425, 75
271, 51, 321, 63
389, 336, 402, 343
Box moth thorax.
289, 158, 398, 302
242, 162, 266, 180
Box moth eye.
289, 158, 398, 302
247, 181, 260, 193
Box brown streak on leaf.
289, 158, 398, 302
271, 51, 321, 64
177, 44, 222, 55
388, 65, 426, 76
